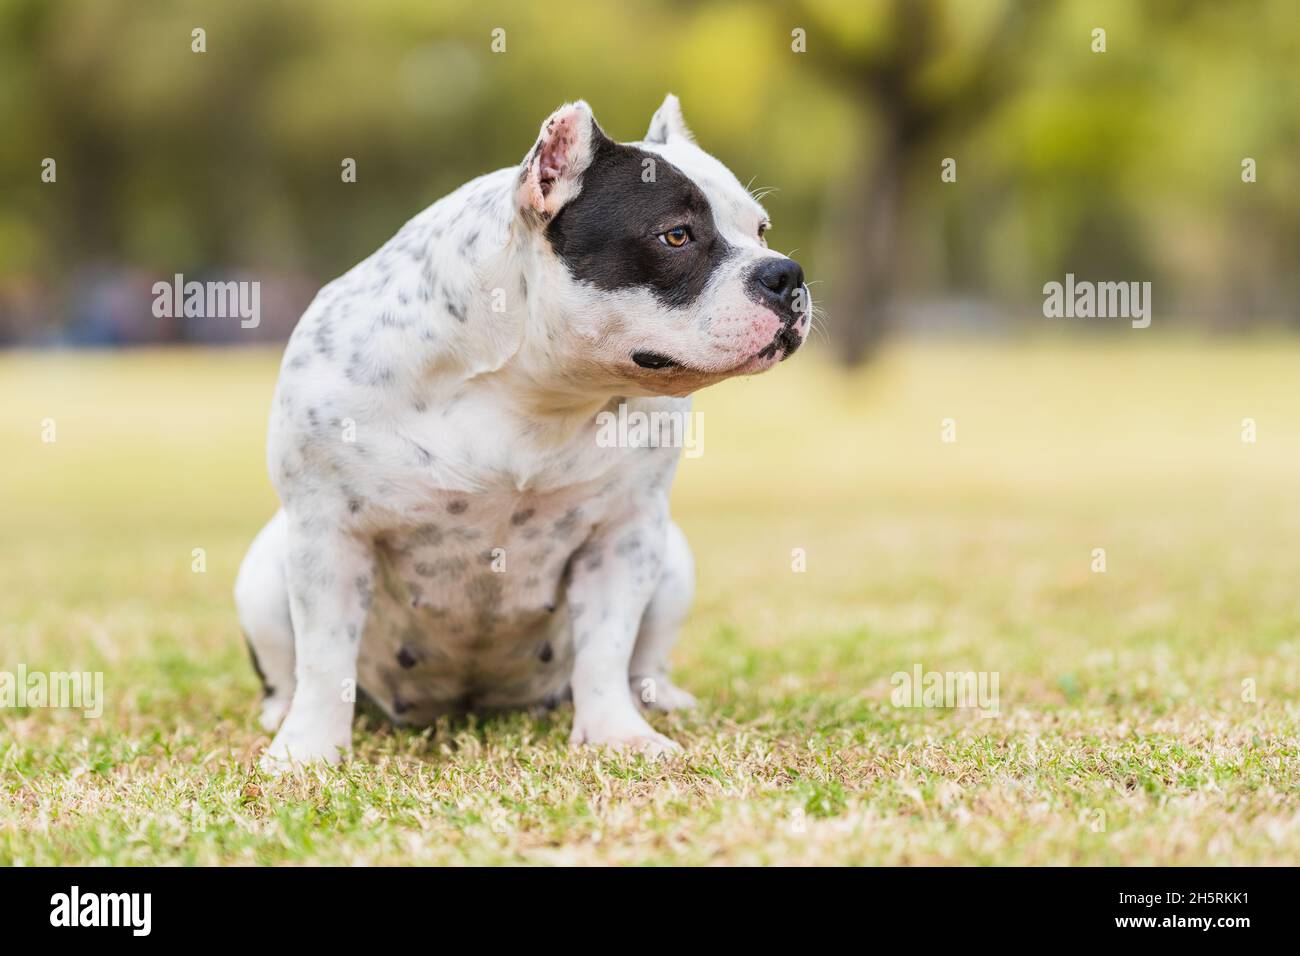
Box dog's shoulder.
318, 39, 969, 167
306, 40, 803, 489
276, 169, 522, 395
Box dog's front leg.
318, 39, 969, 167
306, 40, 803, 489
567, 509, 681, 756
261, 515, 375, 771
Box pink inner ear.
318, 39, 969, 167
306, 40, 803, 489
536, 113, 578, 198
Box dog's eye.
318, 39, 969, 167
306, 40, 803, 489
758, 221, 771, 243
658, 227, 691, 248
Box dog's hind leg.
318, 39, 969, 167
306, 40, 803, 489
234, 510, 296, 732
628, 520, 698, 712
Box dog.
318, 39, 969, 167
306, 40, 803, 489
234, 95, 809, 769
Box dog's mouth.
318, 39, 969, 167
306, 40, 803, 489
756, 324, 803, 363
630, 326, 802, 376
631, 350, 681, 370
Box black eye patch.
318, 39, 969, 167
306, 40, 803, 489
546, 124, 733, 309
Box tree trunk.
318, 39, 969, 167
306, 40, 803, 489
823, 100, 906, 367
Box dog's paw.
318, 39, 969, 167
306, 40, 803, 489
630, 675, 697, 712
259, 730, 348, 774
569, 711, 682, 758
258, 694, 292, 733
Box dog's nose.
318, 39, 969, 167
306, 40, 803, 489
750, 257, 806, 313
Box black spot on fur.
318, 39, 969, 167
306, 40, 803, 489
414, 556, 466, 580
243, 631, 273, 696
355, 576, 373, 611
552, 507, 581, 538
408, 523, 443, 547
447, 499, 468, 515
313, 320, 335, 358
546, 121, 733, 308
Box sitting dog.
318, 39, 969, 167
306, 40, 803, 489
235, 95, 808, 768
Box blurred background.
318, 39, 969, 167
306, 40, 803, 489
2, 0, 1296, 358
5, 1, 1300, 866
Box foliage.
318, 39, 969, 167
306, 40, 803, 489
1, 0, 1296, 347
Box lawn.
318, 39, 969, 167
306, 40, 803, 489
1, 340, 1298, 865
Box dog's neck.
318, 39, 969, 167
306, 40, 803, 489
427, 227, 623, 442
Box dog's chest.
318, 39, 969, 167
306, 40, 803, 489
339, 388, 685, 723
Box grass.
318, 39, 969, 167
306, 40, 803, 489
1, 339, 1299, 865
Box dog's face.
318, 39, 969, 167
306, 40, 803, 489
516, 96, 809, 398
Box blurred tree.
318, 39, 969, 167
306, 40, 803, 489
803, 0, 1044, 365
0, 0, 1296, 346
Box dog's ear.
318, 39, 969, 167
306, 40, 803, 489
517, 100, 606, 222
644, 93, 693, 145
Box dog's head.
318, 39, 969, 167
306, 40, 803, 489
515, 95, 809, 398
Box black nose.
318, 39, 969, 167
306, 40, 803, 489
750, 257, 806, 314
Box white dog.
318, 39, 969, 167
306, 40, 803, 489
235, 95, 808, 768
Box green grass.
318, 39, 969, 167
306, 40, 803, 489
2, 340, 1298, 865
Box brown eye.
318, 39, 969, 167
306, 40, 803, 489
658, 227, 691, 247
758, 221, 771, 241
